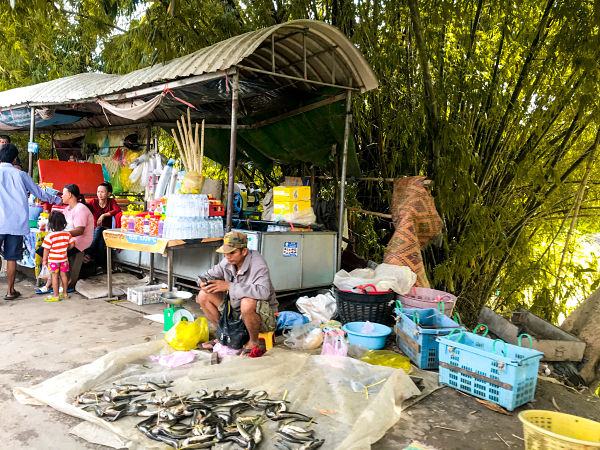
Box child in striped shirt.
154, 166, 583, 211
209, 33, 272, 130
41, 212, 75, 302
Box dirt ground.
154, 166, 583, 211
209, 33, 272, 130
1, 272, 599, 450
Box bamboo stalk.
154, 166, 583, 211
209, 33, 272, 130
171, 128, 188, 171
199, 119, 205, 175
176, 119, 192, 172
194, 122, 200, 173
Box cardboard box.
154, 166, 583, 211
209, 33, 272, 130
273, 200, 311, 216
273, 186, 311, 202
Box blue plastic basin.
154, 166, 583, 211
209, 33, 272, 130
29, 205, 44, 220
342, 321, 392, 350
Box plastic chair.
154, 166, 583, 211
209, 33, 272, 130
258, 331, 275, 351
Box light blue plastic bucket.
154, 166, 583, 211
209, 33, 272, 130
342, 322, 392, 350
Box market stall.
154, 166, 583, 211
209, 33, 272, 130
0, 19, 378, 296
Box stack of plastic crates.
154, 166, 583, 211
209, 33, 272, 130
436, 329, 544, 411
394, 307, 464, 369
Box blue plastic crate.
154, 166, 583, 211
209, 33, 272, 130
394, 308, 464, 369
436, 330, 543, 411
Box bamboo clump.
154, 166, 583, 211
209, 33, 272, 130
171, 107, 205, 174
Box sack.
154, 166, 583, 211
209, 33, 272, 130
164, 318, 209, 351
217, 297, 249, 350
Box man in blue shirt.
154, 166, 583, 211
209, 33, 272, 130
0, 144, 61, 300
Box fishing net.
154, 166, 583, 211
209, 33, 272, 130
13, 341, 422, 449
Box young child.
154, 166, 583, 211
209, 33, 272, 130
41, 211, 75, 302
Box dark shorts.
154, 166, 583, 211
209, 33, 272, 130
0, 234, 24, 261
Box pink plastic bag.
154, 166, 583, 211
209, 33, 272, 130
321, 330, 348, 356
149, 350, 196, 368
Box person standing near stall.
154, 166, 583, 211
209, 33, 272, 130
0, 136, 23, 170
36, 184, 94, 294
0, 144, 61, 300
196, 231, 278, 357
84, 182, 121, 270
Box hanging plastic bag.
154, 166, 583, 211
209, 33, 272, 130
120, 166, 133, 191
217, 297, 249, 350
98, 136, 110, 157
164, 318, 209, 351
112, 166, 123, 194
359, 350, 412, 373
101, 164, 111, 182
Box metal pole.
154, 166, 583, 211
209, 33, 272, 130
167, 248, 174, 291
107, 244, 112, 299
225, 70, 239, 232
337, 90, 352, 270
50, 130, 55, 159
28, 107, 35, 176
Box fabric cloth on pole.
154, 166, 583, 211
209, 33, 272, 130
97, 93, 165, 122
383, 176, 443, 288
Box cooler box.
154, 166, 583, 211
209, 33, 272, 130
38, 160, 104, 195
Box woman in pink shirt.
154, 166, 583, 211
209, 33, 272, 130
36, 183, 94, 294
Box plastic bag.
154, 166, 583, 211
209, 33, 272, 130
359, 350, 412, 373
334, 263, 417, 295
112, 166, 123, 194
120, 166, 133, 191
101, 164, 111, 182
217, 297, 249, 350
99, 136, 110, 157
149, 350, 195, 368
181, 171, 203, 194
284, 322, 323, 350
38, 264, 50, 279
296, 292, 336, 322
321, 330, 348, 356
164, 318, 209, 351
276, 311, 309, 330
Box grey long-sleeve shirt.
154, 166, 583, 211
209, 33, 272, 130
200, 250, 279, 313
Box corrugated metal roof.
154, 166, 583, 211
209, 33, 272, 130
0, 20, 378, 110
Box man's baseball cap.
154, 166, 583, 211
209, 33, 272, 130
216, 230, 248, 254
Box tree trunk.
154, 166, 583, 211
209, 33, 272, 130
561, 289, 600, 390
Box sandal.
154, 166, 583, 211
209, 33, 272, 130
44, 295, 61, 302
241, 347, 265, 358
200, 339, 218, 350
36, 286, 51, 295
60, 293, 69, 300
4, 290, 21, 300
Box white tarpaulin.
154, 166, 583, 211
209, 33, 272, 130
13, 340, 422, 449
97, 93, 165, 122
